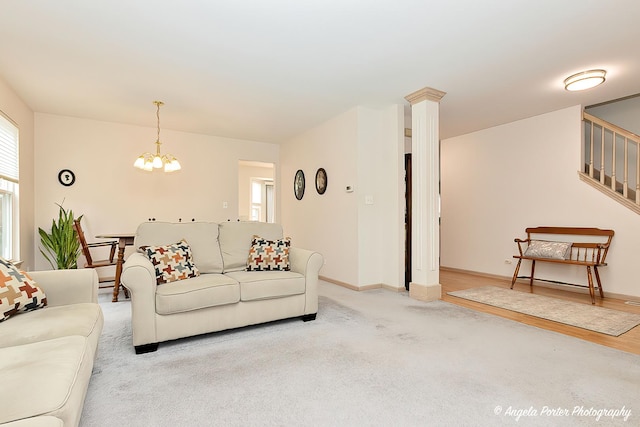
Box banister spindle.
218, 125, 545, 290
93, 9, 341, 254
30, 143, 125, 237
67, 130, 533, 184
611, 131, 617, 191
623, 137, 628, 198
637, 140, 640, 205
600, 126, 605, 184
589, 120, 594, 177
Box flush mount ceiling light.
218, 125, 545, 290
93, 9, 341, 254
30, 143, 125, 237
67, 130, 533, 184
564, 69, 607, 91
133, 101, 181, 172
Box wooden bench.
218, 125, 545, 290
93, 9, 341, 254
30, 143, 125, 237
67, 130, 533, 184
511, 227, 614, 304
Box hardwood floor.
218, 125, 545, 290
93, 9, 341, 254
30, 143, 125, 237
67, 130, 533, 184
440, 268, 640, 355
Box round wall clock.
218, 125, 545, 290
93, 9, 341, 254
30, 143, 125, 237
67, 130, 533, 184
315, 168, 327, 195
294, 169, 305, 200
58, 169, 76, 187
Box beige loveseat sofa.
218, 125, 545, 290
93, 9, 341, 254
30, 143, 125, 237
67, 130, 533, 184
0, 269, 103, 427
121, 221, 323, 354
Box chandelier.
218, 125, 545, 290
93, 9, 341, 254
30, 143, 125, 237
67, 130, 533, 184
133, 101, 181, 172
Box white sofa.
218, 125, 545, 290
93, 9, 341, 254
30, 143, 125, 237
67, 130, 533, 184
121, 221, 323, 354
0, 269, 103, 427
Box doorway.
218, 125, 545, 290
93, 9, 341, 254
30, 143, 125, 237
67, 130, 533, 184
238, 160, 275, 222
404, 153, 412, 290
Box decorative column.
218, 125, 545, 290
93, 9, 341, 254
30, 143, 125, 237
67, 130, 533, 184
404, 87, 446, 302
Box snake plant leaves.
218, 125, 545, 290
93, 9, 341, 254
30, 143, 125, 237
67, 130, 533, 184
38, 204, 82, 270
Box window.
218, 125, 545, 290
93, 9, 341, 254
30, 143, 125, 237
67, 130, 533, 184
250, 180, 262, 221
250, 179, 275, 222
0, 112, 19, 260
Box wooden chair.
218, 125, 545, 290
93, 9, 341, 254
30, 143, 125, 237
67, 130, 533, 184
73, 219, 118, 284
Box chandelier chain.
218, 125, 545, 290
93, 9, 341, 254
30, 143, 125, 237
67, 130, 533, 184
133, 100, 181, 172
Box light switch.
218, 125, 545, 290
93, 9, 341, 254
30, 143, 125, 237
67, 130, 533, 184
365, 195, 374, 205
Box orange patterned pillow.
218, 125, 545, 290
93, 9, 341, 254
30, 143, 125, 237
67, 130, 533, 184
0, 257, 47, 322
140, 239, 200, 285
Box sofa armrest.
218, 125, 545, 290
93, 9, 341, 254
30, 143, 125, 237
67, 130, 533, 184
289, 247, 323, 315
121, 253, 157, 294
120, 252, 159, 347
28, 269, 99, 306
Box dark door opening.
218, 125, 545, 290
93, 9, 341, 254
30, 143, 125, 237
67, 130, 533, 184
404, 153, 412, 290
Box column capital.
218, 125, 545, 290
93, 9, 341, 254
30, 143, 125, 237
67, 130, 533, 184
404, 86, 446, 105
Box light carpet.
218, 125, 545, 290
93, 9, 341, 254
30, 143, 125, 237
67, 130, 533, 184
447, 286, 640, 336
81, 282, 640, 426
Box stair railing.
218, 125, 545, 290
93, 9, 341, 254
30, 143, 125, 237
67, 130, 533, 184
580, 111, 640, 214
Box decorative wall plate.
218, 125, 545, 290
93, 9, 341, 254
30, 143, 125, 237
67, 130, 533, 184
315, 168, 327, 195
294, 169, 305, 200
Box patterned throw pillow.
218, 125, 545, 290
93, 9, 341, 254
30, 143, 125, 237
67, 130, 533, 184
141, 239, 200, 285
0, 257, 47, 322
524, 240, 572, 260
246, 235, 291, 271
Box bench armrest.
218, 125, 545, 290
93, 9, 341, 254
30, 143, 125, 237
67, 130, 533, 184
513, 238, 530, 256
28, 269, 99, 306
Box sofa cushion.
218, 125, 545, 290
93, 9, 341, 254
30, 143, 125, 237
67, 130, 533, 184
225, 270, 305, 301
0, 336, 91, 425
155, 274, 240, 315
141, 239, 200, 285
1, 416, 64, 427
0, 303, 103, 349
219, 222, 284, 272
246, 236, 291, 271
135, 222, 224, 273
0, 257, 47, 322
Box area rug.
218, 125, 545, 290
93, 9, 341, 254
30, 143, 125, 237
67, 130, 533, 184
448, 286, 640, 336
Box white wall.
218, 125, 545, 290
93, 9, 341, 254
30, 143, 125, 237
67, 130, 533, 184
0, 76, 35, 269
281, 108, 360, 285
281, 105, 405, 289
357, 105, 405, 289
441, 105, 640, 298
34, 113, 279, 270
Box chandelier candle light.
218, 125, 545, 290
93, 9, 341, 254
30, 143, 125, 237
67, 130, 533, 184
133, 101, 181, 172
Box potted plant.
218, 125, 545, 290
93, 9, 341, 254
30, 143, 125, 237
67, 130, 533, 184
39, 203, 82, 269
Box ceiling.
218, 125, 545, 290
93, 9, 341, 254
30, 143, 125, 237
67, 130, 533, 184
1, 1, 639, 143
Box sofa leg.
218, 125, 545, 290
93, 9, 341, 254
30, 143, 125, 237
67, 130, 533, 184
135, 343, 159, 354
302, 313, 317, 322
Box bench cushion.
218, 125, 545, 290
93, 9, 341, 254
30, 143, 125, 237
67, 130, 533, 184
524, 240, 571, 260
155, 274, 240, 315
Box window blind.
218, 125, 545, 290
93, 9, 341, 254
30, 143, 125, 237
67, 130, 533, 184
0, 112, 19, 183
